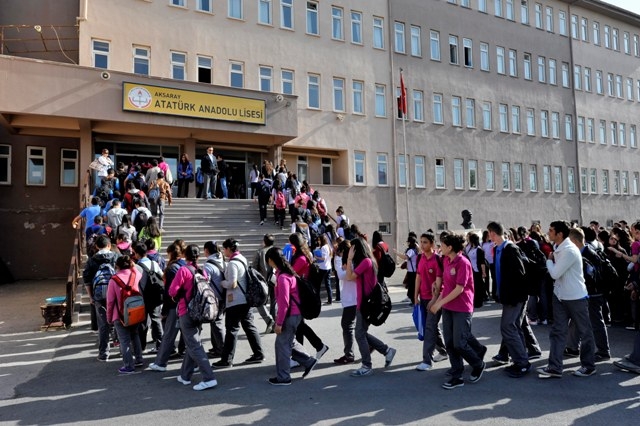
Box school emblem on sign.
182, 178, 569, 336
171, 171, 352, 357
127, 86, 152, 109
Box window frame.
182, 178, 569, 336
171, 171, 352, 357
92, 39, 110, 69
258, 0, 272, 25
26, 146, 46, 186
376, 153, 388, 186
259, 65, 273, 92
306, 1, 319, 35
228, 0, 244, 20
307, 73, 321, 109
351, 10, 363, 45
0, 144, 11, 185
415, 156, 426, 188
60, 148, 78, 187
332, 77, 346, 112
354, 151, 366, 185
435, 158, 446, 189
171, 50, 187, 80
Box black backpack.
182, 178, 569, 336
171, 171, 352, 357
138, 261, 164, 308
293, 275, 322, 320
133, 209, 149, 233
377, 246, 397, 278
230, 258, 268, 307
361, 279, 392, 326
592, 247, 618, 295
517, 240, 547, 296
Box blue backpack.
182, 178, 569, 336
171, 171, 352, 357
93, 262, 115, 302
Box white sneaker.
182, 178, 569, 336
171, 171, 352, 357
415, 362, 432, 371
433, 353, 449, 362
290, 359, 300, 368
316, 344, 329, 360
176, 376, 191, 385
193, 379, 218, 391
148, 363, 167, 372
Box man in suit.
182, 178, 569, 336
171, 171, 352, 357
201, 146, 218, 199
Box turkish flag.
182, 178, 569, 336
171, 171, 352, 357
399, 74, 407, 118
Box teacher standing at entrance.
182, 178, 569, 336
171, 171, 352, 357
201, 146, 218, 199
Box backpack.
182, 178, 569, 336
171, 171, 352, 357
293, 275, 322, 320
138, 261, 164, 308
230, 258, 268, 307
306, 261, 323, 290
206, 259, 227, 311
582, 256, 599, 295
258, 180, 271, 199
165, 167, 174, 185
133, 209, 149, 233
96, 183, 112, 205
378, 245, 397, 278
92, 262, 115, 302
517, 240, 547, 296
360, 274, 393, 326
186, 265, 219, 323
148, 183, 160, 201
113, 271, 146, 327
275, 191, 286, 209
593, 247, 618, 295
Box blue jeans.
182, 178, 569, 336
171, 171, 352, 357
219, 176, 228, 198
153, 308, 179, 367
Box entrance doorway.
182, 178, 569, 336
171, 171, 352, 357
195, 146, 262, 199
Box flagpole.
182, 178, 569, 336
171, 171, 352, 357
401, 70, 411, 233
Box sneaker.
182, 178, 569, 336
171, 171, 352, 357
260, 221, 264, 225
118, 366, 136, 375
176, 376, 191, 385
211, 360, 232, 369
350, 366, 373, 377
333, 355, 355, 364
573, 366, 596, 377
415, 362, 433, 371
302, 358, 318, 378
528, 351, 542, 360
265, 319, 276, 334
384, 347, 397, 368
492, 354, 509, 365
505, 363, 531, 378
433, 352, 448, 363
537, 366, 562, 379
148, 363, 167, 372
268, 377, 292, 386
146, 347, 158, 354
97, 356, 109, 362
316, 344, 329, 360
134, 361, 144, 368
528, 319, 539, 326
540, 320, 548, 325
290, 359, 300, 368
245, 355, 265, 364
595, 353, 611, 362
193, 379, 218, 391
563, 347, 580, 358
614, 359, 640, 373
442, 377, 464, 390
469, 361, 485, 383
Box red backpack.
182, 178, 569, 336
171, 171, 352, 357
275, 191, 286, 209
113, 270, 146, 327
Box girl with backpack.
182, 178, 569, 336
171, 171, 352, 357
265, 247, 318, 385
345, 237, 396, 377
273, 186, 287, 230
138, 216, 161, 250
116, 214, 136, 244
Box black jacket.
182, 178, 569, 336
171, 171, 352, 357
496, 241, 528, 305
83, 251, 118, 285
201, 154, 217, 175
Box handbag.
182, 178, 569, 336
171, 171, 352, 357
89, 159, 102, 171
412, 304, 424, 341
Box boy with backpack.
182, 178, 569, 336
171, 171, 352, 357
132, 242, 164, 353
132, 199, 153, 235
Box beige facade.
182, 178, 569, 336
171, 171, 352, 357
2, 0, 640, 279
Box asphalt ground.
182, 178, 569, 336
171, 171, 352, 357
0, 277, 639, 425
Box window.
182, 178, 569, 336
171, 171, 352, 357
468, 159, 478, 190
574, 65, 582, 90
613, 28, 619, 51
307, 74, 320, 109
463, 38, 472, 67
430, 31, 441, 60
332, 77, 345, 112
486, 161, 495, 190
604, 25, 611, 48
452, 96, 462, 127
171, 51, 186, 80
590, 168, 598, 194
499, 104, 508, 132
587, 118, 595, 143
0, 145, 10, 184
616, 75, 623, 98
502, 162, 511, 191
395, 22, 406, 53
479, 0, 487, 13
559, 11, 567, 35
584, 67, 591, 92
580, 168, 587, 193
543, 165, 551, 192
545, 6, 553, 32
526, 108, 535, 135
495, 0, 503, 17
540, 110, 549, 137
377, 154, 388, 186
352, 80, 364, 114
596, 70, 603, 94
571, 14, 578, 39
197, 0, 212, 12
26, 146, 45, 186
635, 34, 640, 56
610, 121, 617, 145
449, 35, 459, 64
593, 21, 600, 45
624, 32, 631, 53
465, 98, 475, 128
620, 123, 626, 147
511, 105, 520, 133
581, 17, 588, 41
551, 112, 560, 139
133, 46, 150, 76
568, 167, 576, 193
281, 69, 294, 95
561, 62, 570, 87
259, 0, 272, 24
435, 158, 445, 189
496, 46, 505, 74
92, 39, 109, 69
508, 49, 517, 77
461, 0, 470, 7
321, 158, 332, 185
554, 166, 563, 193
637, 80, 640, 100
482, 102, 492, 130
577, 116, 585, 142
506, 0, 515, 20
614, 170, 621, 194
599, 120, 607, 145
259, 66, 273, 92
480, 42, 489, 71
413, 90, 424, 122
520, 1, 529, 24
537, 56, 546, 83
410, 26, 421, 56
454, 159, 464, 189
529, 165, 538, 192
535, 3, 543, 29
351, 11, 363, 44
548, 59, 557, 85
197, 55, 212, 83
354, 152, 365, 185
229, 0, 243, 19
514, 163, 523, 191
523, 53, 532, 80
398, 155, 408, 188
230, 61, 243, 87
171, 0, 185, 6
375, 84, 386, 117
602, 170, 610, 194
565, 114, 573, 141
331, 7, 343, 40
433, 93, 443, 124
60, 149, 78, 187
306, 1, 318, 35
415, 156, 426, 188
631, 125, 637, 148
373, 17, 384, 49
281, 0, 293, 29
627, 78, 634, 100
634, 172, 640, 195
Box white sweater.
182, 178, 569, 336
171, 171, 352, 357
546, 238, 588, 301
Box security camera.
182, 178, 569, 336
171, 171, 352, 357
275, 94, 284, 103
100, 71, 111, 80
336, 114, 345, 122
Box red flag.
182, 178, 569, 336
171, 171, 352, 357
399, 74, 407, 117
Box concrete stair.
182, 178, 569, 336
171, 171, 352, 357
161, 198, 292, 258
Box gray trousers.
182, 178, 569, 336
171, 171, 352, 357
355, 310, 388, 369
548, 295, 596, 371
179, 314, 216, 382
157, 199, 166, 229
442, 309, 484, 379
341, 305, 357, 358
567, 295, 610, 356
501, 302, 529, 366
94, 301, 110, 358
420, 299, 447, 364
203, 173, 216, 198
275, 314, 315, 381
114, 321, 143, 369
209, 309, 225, 353
154, 307, 179, 367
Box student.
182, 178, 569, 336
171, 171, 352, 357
203, 240, 226, 357
333, 239, 357, 365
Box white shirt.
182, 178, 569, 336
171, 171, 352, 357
107, 206, 127, 229
335, 256, 356, 307
97, 155, 113, 177
316, 244, 332, 271
546, 237, 588, 301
